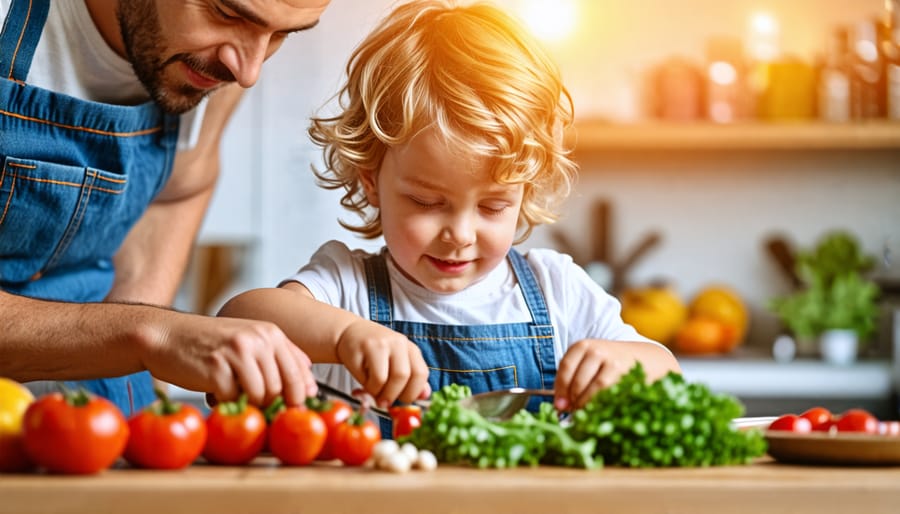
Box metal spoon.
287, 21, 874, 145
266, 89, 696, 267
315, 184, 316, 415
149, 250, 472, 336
456, 388, 555, 421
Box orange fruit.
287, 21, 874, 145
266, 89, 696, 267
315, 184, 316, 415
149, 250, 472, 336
674, 317, 729, 355
689, 285, 748, 351
620, 286, 688, 345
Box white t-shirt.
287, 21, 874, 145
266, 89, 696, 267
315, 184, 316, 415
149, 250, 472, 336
283, 240, 666, 394
0, 0, 206, 149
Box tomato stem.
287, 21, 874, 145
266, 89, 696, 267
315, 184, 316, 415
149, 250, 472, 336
264, 395, 286, 423
58, 383, 92, 407
152, 388, 182, 416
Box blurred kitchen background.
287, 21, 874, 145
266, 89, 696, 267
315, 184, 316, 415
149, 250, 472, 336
174, 0, 900, 418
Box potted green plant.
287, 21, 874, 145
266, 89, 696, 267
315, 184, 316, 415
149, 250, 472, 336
768, 231, 880, 364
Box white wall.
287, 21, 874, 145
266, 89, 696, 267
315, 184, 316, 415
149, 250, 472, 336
197, 0, 899, 349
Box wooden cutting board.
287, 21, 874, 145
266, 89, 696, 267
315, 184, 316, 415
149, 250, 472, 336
1, 457, 899, 514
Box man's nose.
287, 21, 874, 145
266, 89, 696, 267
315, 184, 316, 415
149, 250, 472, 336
217, 34, 269, 88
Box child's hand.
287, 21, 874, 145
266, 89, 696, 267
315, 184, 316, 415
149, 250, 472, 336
335, 320, 431, 407
553, 339, 637, 411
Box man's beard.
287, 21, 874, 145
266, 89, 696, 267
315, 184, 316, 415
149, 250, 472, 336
116, 0, 236, 114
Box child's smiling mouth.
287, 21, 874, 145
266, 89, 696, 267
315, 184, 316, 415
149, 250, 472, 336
426, 256, 472, 273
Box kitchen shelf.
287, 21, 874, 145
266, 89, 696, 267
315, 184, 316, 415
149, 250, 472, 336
570, 120, 900, 152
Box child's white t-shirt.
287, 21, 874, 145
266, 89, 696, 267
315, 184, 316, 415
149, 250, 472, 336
282, 240, 666, 394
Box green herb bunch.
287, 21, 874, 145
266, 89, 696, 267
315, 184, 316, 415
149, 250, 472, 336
402, 364, 766, 469
567, 364, 766, 467
401, 383, 598, 469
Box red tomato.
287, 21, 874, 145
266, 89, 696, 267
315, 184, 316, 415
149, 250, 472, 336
768, 414, 812, 433
800, 407, 833, 431
332, 413, 381, 466
834, 409, 879, 433
124, 389, 207, 470
203, 396, 267, 465
268, 406, 327, 466
306, 397, 353, 461
878, 420, 900, 436
22, 390, 129, 474
389, 405, 422, 440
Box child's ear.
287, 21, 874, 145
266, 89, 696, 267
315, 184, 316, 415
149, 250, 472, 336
359, 168, 380, 207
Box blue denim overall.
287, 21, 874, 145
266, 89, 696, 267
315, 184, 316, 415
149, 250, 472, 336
0, 0, 179, 415
364, 249, 557, 436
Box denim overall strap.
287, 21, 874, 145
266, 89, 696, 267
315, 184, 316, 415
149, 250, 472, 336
0, 0, 179, 415
364, 250, 557, 437
364, 250, 394, 324
0, 0, 50, 81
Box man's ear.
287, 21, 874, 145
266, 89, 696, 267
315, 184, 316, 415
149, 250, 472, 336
359, 168, 379, 207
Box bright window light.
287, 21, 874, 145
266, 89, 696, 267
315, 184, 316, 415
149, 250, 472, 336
517, 0, 577, 42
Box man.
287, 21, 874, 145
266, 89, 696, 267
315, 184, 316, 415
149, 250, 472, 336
0, 0, 331, 414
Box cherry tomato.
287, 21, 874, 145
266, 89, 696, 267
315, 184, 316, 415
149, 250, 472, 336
268, 406, 327, 466
203, 395, 267, 465
0, 377, 35, 472
768, 414, 812, 433
800, 407, 833, 431
834, 408, 878, 433
389, 405, 422, 440
22, 389, 129, 474
305, 397, 353, 461
332, 413, 381, 466
124, 389, 207, 470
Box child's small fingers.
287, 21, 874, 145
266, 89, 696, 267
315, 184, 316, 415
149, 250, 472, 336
553, 346, 585, 403
566, 352, 605, 408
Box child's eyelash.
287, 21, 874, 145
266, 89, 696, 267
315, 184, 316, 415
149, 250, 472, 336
410, 197, 439, 208
481, 205, 507, 216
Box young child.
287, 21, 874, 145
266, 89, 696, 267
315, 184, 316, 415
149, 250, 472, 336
218, 0, 680, 417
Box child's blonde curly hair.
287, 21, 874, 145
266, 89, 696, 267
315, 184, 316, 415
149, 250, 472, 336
309, 0, 577, 242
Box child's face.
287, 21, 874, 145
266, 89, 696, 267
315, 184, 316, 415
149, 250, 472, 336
361, 128, 524, 293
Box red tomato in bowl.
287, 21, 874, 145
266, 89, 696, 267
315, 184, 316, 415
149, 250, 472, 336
203, 395, 267, 465
800, 407, 833, 432
768, 414, 812, 433
22, 390, 129, 474
124, 390, 207, 470
268, 406, 327, 466
834, 409, 878, 434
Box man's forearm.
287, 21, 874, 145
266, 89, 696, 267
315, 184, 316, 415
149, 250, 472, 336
0, 290, 161, 381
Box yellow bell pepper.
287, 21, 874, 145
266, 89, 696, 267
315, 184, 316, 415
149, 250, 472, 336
0, 377, 35, 472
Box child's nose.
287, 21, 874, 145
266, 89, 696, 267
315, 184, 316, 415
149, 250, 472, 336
441, 216, 476, 247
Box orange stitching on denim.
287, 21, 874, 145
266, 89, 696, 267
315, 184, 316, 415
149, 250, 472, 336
0, 109, 162, 137
0, 165, 17, 226
409, 334, 554, 342
429, 364, 516, 374
6, 0, 33, 79
8, 162, 36, 169
17, 175, 81, 188
94, 174, 126, 184
15, 174, 125, 194
427, 365, 519, 386
89, 185, 124, 194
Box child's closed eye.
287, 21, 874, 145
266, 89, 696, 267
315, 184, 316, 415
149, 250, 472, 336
408, 196, 442, 209
480, 203, 510, 216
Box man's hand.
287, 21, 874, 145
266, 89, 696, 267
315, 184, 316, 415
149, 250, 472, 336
335, 320, 431, 407
139, 313, 317, 407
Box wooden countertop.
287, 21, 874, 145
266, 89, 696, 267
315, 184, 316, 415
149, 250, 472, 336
2, 457, 899, 514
